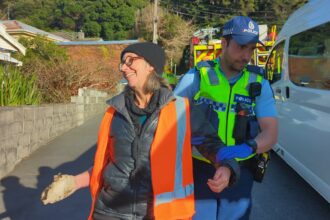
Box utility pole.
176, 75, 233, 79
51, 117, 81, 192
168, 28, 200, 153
152, 0, 158, 44
7, 5, 10, 20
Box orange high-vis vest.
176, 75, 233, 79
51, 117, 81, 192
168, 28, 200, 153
88, 97, 195, 220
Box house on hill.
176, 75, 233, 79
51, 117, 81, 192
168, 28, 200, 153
0, 23, 26, 66
0, 20, 70, 42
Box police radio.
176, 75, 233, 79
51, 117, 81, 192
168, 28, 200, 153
248, 82, 270, 183
248, 82, 262, 100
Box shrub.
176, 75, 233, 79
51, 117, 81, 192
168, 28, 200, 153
14, 36, 94, 103
0, 65, 41, 106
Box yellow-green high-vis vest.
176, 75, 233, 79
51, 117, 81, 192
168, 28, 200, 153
193, 59, 263, 162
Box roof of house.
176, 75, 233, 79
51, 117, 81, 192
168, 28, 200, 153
56, 39, 139, 46
0, 20, 70, 42
0, 52, 22, 66
0, 23, 26, 55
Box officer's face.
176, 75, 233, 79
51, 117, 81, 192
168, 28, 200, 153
222, 38, 256, 73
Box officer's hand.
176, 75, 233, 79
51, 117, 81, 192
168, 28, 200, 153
41, 173, 77, 205
216, 143, 253, 162
207, 166, 231, 193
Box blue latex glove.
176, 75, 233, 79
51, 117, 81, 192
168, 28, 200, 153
216, 143, 253, 162
191, 136, 205, 145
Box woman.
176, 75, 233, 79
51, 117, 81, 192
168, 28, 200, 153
41, 42, 238, 220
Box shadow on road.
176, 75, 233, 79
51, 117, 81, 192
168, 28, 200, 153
0, 145, 96, 220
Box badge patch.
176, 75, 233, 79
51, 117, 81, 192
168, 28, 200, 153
234, 94, 252, 104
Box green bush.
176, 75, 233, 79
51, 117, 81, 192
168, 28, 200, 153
0, 65, 41, 106
16, 35, 68, 62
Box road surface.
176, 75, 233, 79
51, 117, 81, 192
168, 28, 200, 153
0, 114, 329, 219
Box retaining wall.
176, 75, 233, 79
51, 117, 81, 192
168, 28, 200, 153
0, 88, 110, 178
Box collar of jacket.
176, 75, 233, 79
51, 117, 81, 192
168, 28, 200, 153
106, 87, 175, 118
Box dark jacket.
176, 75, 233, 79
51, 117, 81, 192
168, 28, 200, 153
93, 87, 238, 220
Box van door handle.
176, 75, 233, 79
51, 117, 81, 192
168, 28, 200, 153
273, 87, 282, 101
286, 86, 290, 98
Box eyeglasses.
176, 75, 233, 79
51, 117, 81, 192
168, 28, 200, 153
119, 56, 143, 71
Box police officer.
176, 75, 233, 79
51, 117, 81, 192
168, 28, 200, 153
162, 71, 178, 90
174, 16, 278, 220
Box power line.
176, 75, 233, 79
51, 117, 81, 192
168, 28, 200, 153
164, 1, 283, 28
168, 6, 277, 21
161, 0, 275, 14
172, 5, 235, 15
167, 8, 280, 29
171, 3, 276, 18
153, 0, 158, 44
168, 9, 218, 20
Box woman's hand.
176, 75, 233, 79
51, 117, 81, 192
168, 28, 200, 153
41, 173, 77, 205
207, 166, 231, 193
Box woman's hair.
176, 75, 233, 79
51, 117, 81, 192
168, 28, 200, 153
144, 70, 171, 93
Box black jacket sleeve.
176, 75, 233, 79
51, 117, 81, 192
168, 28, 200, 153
190, 103, 240, 185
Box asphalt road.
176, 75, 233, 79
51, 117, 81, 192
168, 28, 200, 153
0, 114, 329, 220
250, 152, 330, 220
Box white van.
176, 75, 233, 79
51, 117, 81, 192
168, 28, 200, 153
265, 0, 330, 203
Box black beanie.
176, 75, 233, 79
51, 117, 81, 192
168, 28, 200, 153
120, 42, 165, 75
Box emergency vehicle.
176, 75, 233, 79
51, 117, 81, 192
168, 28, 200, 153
188, 27, 222, 68
187, 26, 277, 69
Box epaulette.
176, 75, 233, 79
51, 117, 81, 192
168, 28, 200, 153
246, 65, 266, 77
196, 60, 215, 70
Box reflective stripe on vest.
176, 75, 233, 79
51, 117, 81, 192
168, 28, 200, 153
155, 184, 194, 206
207, 68, 220, 85
89, 97, 194, 220
194, 96, 227, 112
192, 145, 212, 163
151, 96, 194, 219
194, 61, 262, 162
88, 107, 115, 220
155, 97, 194, 206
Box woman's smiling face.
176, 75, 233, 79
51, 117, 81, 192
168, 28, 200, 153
119, 52, 154, 92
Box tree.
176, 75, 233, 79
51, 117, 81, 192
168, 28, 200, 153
83, 21, 101, 37
8, 0, 56, 31
54, 0, 86, 31
160, 0, 307, 29
7, 0, 149, 40
135, 3, 195, 67
269, 0, 307, 26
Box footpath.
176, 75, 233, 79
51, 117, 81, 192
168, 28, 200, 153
0, 113, 103, 220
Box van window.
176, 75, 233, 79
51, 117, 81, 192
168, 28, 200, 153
288, 22, 330, 90
266, 41, 284, 84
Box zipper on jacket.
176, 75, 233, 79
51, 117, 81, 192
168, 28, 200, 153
132, 177, 137, 219
225, 84, 233, 145
131, 111, 158, 219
